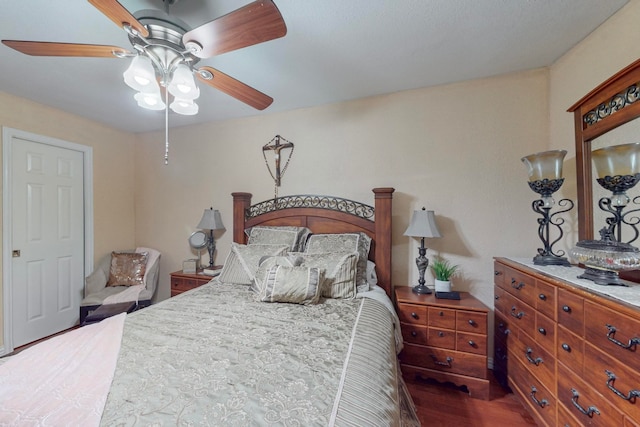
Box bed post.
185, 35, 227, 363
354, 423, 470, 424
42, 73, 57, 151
232, 192, 252, 244
373, 187, 395, 298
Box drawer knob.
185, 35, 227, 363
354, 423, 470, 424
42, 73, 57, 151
538, 293, 546, 301
605, 370, 640, 401
498, 323, 511, 335
510, 306, 524, 319
538, 327, 546, 336
606, 324, 640, 350
494, 270, 502, 276
562, 343, 571, 352
468, 319, 476, 326
411, 312, 419, 319
562, 305, 571, 313
438, 331, 444, 337
525, 348, 543, 366
495, 295, 500, 300
571, 388, 600, 418
468, 340, 476, 347
529, 386, 548, 408
411, 331, 418, 337
511, 280, 525, 290
439, 311, 444, 317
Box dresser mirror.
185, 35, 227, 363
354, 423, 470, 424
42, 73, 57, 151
570, 58, 640, 281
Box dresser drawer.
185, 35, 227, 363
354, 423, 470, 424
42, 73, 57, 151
494, 311, 515, 344
171, 278, 199, 293
558, 325, 584, 373
456, 331, 486, 355
584, 343, 640, 422
428, 307, 456, 329
397, 303, 427, 325
400, 323, 427, 345
400, 343, 488, 379
494, 285, 509, 316
427, 327, 455, 349
511, 330, 556, 394
557, 288, 585, 337
494, 261, 506, 288
558, 402, 583, 427
507, 297, 536, 340
557, 362, 624, 427
501, 266, 537, 308
509, 356, 557, 427
584, 300, 640, 374
456, 310, 487, 334
535, 312, 556, 356
535, 280, 557, 321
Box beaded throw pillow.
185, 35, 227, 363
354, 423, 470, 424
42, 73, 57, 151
106, 251, 148, 287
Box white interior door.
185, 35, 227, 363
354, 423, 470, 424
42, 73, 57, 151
3, 128, 93, 351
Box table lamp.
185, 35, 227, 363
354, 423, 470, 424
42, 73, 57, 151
196, 207, 225, 268
404, 207, 441, 294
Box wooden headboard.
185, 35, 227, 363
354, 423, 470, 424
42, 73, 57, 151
232, 188, 395, 297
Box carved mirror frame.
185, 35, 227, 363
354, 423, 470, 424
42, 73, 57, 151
569, 57, 640, 241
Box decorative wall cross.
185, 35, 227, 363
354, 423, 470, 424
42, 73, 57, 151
262, 135, 294, 198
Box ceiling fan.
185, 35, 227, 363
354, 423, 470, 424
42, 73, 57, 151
1, 0, 286, 111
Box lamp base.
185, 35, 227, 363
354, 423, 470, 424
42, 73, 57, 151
533, 254, 571, 267
412, 284, 433, 294
577, 267, 628, 286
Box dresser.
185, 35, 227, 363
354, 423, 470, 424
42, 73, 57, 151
396, 286, 491, 400
170, 268, 220, 297
494, 257, 640, 426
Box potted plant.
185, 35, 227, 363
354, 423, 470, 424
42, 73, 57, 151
431, 258, 459, 292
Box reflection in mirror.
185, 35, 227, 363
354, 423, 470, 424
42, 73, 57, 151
591, 119, 640, 242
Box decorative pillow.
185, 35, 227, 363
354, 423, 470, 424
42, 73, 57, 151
251, 255, 303, 294
295, 252, 359, 299
106, 251, 148, 287
218, 243, 289, 285
257, 265, 324, 305
305, 232, 372, 292
246, 226, 312, 251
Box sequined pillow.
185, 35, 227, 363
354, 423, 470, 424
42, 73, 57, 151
106, 251, 148, 287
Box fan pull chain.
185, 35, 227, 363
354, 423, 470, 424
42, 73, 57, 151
164, 84, 169, 165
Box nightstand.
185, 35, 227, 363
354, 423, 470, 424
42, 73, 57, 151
170, 267, 221, 297
395, 286, 491, 400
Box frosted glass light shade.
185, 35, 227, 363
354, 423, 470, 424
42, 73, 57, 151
168, 64, 200, 100
592, 142, 640, 178
134, 91, 165, 110
170, 98, 199, 115
521, 150, 567, 182
123, 55, 158, 92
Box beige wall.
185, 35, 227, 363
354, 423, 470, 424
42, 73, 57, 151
135, 68, 549, 307
0, 92, 138, 346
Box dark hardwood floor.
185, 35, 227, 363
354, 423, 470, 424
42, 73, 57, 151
404, 370, 537, 426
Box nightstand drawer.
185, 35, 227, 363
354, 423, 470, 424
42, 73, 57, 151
397, 303, 427, 325
456, 310, 487, 334
428, 307, 455, 329
456, 331, 486, 355
400, 323, 427, 345
400, 343, 488, 379
427, 327, 455, 349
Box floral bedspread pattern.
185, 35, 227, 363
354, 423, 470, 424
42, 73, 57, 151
101, 282, 416, 426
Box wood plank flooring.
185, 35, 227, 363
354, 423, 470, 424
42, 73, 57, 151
404, 370, 537, 426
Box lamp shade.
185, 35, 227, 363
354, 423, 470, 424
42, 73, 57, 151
170, 98, 199, 115
521, 150, 567, 182
134, 91, 165, 110
123, 55, 158, 93
168, 64, 200, 100
404, 208, 441, 238
592, 142, 640, 178
197, 208, 225, 231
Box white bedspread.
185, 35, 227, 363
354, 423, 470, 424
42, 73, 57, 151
0, 313, 126, 426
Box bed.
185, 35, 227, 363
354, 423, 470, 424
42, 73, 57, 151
0, 187, 420, 426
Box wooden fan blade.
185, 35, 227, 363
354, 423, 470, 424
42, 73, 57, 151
88, 0, 149, 37
196, 66, 273, 110
2, 40, 131, 57
183, 0, 286, 58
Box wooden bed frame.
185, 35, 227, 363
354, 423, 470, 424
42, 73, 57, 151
232, 188, 395, 298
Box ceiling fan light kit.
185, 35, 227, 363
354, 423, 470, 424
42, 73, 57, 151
1, 0, 287, 163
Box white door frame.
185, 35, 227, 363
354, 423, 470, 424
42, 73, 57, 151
1, 127, 94, 355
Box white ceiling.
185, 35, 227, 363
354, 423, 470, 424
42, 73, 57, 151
0, 0, 629, 133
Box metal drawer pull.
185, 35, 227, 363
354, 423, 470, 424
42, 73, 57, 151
468, 319, 475, 326
495, 270, 502, 276
571, 388, 600, 418
438, 331, 444, 337
562, 305, 571, 313
510, 306, 524, 319
430, 355, 453, 367
439, 311, 444, 316
411, 312, 419, 319
562, 343, 571, 352
495, 295, 500, 300
411, 331, 417, 337
496, 347, 508, 361
529, 386, 548, 408
605, 370, 640, 401
606, 324, 640, 350
538, 327, 546, 335
538, 293, 546, 301
525, 348, 543, 366
511, 279, 525, 290
468, 340, 476, 347
498, 323, 511, 335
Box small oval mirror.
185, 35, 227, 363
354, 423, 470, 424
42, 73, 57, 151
188, 230, 208, 249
